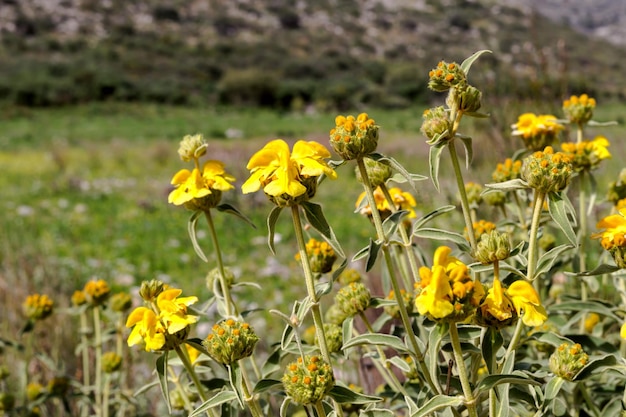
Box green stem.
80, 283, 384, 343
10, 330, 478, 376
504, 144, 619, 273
356, 158, 441, 395
501, 316, 525, 372
448, 141, 478, 252
512, 191, 528, 231
170, 365, 195, 414
175, 345, 209, 403
204, 209, 236, 317
94, 306, 103, 417
527, 191, 546, 287
102, 374, 110, 417
449, 322, 479, 417
79, 309, 91, 415
314, 401, 327, 417
578, 170, 589, 333
240, 364, 264, 417
579, 381, 601, 416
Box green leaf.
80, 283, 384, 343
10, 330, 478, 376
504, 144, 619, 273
483, 179, 529, 192
460, 50, 492, 74
382, 209, 409, 237
216, 203, 256, 228
185, 338, 211, 357
429, 143, 446, 192
475, 374, 540, 394
227, 364, 245, 408
573, 354, 618, 381
463, 111, 490, 118
411, 394, 464, 417
341, 316, 354, 358
534, 244, 574, 279
352, 244, 370, 262
369, 153, 425, 192
366, 238, 382, 272
328, 385, 382, 404
253, 379, 283, 394
548, 192, 577, 246
574, 264, 622, 276
279, 397, 292, 417
412, 205, 456, 231
360, 409, 395, 417
388, 356, 412, 373
413, 228, 470, 252
428, 323, 448, 389
156, 353, 171, 414
267, 206, 283, 255
544, 376, 565, 401
388, 172, 429, 185
481, 327, 503, 374
189, 391, 239, 417
548, 300, 621, 321
342, 333, 409, 353
188, 211, 208, 262
456, 134, 473, 169
530, 332, 573, 348
588, 120, 618, 127
301, 201, 345, 259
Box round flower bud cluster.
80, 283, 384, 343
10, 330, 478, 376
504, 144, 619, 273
206, 267, 235, 292
334, 282, 371, 317
465, 220, 496, 242
384, 289, 414, 319
84, 279, 111, 306
26, 383, 45, 402
177, 133, 208, 162
139, 279, 168, 302
473, 230, 511, 265
521, 146, 573, 193
71, 290, 87, 307
549, 342, 588, 381
560, 136, 611, 173
325, 304, 349, 326
282, 355, 334, 405
110, 292, 133, 313
607, 169, 626, 205
23, 294, 54, 321
562, 94, 596, 125
203, 319, 259, 365
355, 158, 392, 189
420, 106, 452, 145
298, 238, 337, 274
337, 268, 362, 286
465, 182, 483, 208
512, 113, 564, 151
428, 61, 467, 92
102, 352, 123, 373
484, 191, 506, 208
492, 158, 522, 183
456, 84, 482, 113
329, 113, 379, 160
315, 323, 343, 354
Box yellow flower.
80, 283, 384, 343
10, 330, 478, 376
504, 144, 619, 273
492, 158, 522, 183
621, 322, 626, 340
415, 265, 454, 319
156, 288, 199, 335
242, 139, 336, 200
168, 160, 235, 206
84, 279, 111, 306
512, 113, 564, 151
560, 136, 611, 172
592, 208, 626, 251
480, 277, 515, 322
126, 307, 166, 351
23, 294, 54, 321
356, 187, 417, 219
563, 94, 596, 125
506, 280, 547, 327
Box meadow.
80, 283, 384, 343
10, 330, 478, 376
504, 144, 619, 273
2, 86, 626, 416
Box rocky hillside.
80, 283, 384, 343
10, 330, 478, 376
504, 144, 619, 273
0, 0, 624, 108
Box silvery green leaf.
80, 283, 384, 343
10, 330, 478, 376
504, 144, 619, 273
548, 192, 577, 246
484, 179, 529, 192
460, 49, 492, 74
267, 206, 283, 255
429, 142, 446, 192
188, 210, 208, 262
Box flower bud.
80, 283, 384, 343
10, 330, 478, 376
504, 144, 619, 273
282, 355, 334, 404
607, 169, 626, 205
355, 158, 392, 189
83, 279, 111, 306
521, 146, 573, 193
26, 383, 45, 402
329, 113, 379, 160
298, 238, 337, 274
163, 327, 191, 351
102, 352, 123, 373
337, 268, 362, 285
110, 292, 133, 313
177, 134, 208, 162
464, 182, 483, 208
71, 290, 87, 307
428, 61, 466, 92
484, 190, 506, 207
549, 343, 589, 381
609, 246, 626, 269
315, 323, 342, 354
473, 230, 511, 265
325, 304, 349, 325
383, 289, 414, 319
421, 106, 452, 145
182, 190, 223, 212
458, 84, 482, 113
23, 294, 54, 321
492, 158, 522, 183
203, 319, 259, 365
206, 267, 235, 292
139, 279, 168, 302
562, 94, 595, 125
335, 282, 371, 317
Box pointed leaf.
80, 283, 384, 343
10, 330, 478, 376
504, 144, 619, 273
267, 206, 283, 255
460, 50, 492, 74
544, 376, 565, 401
279, 397, 292, 417
481, 327, 503, 374
411, 394, 464, 417
574, 264, 621, 276
366, 238, 382, 272
573, 354, 618, 381
548, 300, 620, 321
484, 179, 529, 192
457, 135, 473, 169
475, 374, 540, 394
413, 205, 456, 231
360, 409, 395, 417
189, 391, 239, 417
382, 209, 409, 237
156, 353, 171, 414
329, 385, 382, 404
428, 323, 448, 389
188, 211, 209, 262
342, 333, 409, 353
534, 244, 574, 279
548, 192, 577, 246
587, 120, 618, 127
301, 201, 345, 259
352, 244, 370, 262
253, 379, 283, 394
429, 143, 446, 192
463, 111, 490, 118
227, 364, 245, 408
216, 203, 256, 228
388, 356, 412, 373
413, 228, 470, 252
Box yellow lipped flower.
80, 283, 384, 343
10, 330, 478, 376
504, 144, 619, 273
156, 288, 199, 334
242, 139, 336, 204
593, 208, 626, 268
512, 113, 564, 151
126, 307, 166, 352
480, 277, 515, 322
168, 160, 235, 206
506, 280, 548, 327
415, 265, 454, 319
560, 136, 611, 172
620, 322, 626, 340
356, 187, 417, 219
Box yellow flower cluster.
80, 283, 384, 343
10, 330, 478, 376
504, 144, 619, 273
242, 139, 336, 206
560, 136, 611, 172
356, 187, 417, 219
329, 113, 379, 160
203, 319, 259, 365
562, 94, 596, 125
84, 279, 111, 306
512, 113, 564, 151
492, 158, 522, 183
297, 238, 337, 274
592, 208, 626, 268
465, 220, 496, 242
23, 294, 54, 321
126, 288, 198, 352
428, 61, 466, 92
521, 146, 573, 193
